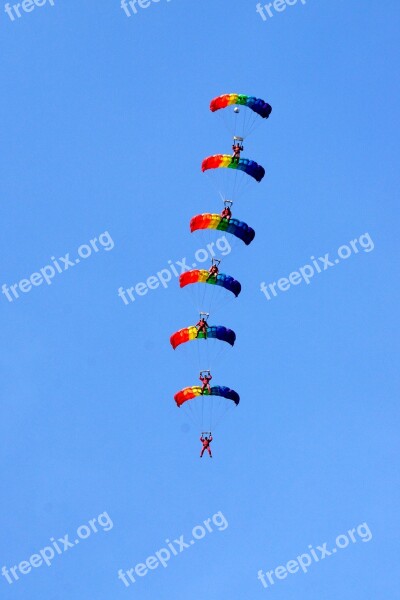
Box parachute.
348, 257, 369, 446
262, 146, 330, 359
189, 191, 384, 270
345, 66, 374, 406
202, 155, 265, 183
179, 270, 241, 298
174, 383, 240, 432
210, 94, 272, 119
209, 93, 272, 139
202, 154, 265, 201
170, 325, 236, 350
174, 385, 240, 407
190, 213, 255, 246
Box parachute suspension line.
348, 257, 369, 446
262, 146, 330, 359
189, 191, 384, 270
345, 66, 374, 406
181, 396, 201, 431
245, 112, 259, 139
233, 162, 240, 200
200, 277, 208, 312
212, 400, 232, 432
201, 391, 205, 431
244, 109, 258, 139
196, 330, 201, 371
186, 401, 198, 428
217, 108, 235, 142
209, 275, 220, 314
240, 108, 248, 140
196, 223, 240, 261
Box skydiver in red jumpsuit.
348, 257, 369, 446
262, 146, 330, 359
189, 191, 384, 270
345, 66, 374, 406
196, 314, 209, 339
199, 371, 212, 394
200, 433, 213, 458
221, 205, 232, 221
232, 142, 243, 164
206, 259, 220, 282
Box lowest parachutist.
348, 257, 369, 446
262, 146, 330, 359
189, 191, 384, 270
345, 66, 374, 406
200, 432, 213, 458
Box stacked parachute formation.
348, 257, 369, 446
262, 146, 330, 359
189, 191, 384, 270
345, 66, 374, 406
170, 93, 272, 455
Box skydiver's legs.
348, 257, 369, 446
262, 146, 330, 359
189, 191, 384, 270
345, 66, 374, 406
207, 447, 212, 457
196, 325, 207, 339
200, 448, 205, 457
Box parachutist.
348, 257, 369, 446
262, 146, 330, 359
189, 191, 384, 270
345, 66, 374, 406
206, 259, 220, 282
231, 142, 244, 164
196, 313, 209, 339
200, 433, 213, 458
199, 371, 212, 394
221, 201, 232, 221
234, 107, 240, 113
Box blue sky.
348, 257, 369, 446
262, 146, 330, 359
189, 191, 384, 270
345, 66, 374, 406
0, 0, 399, 598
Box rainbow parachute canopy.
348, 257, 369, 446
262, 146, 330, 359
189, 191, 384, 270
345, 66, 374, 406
170, 325, 236, 350
202, 155, 265, 183
179, 270, 241, 298
174, 386, 240, 407
210, 94, 272, 119
190, 214, 255, 246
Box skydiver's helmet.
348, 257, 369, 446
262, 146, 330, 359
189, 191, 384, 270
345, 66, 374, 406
234, 107, 240, 113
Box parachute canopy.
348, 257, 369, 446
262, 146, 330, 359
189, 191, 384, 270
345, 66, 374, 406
210, 94, 272, 119
179, 270, 241, 298
202, 155, 265, 183
190, 213, 255, 246
174, 385, 240, 407
170, 325, 236, 350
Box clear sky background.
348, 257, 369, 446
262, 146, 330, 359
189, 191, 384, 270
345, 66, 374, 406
1, 1, 399, 598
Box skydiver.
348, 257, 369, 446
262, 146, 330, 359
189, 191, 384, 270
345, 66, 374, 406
206, 258, 220, 282
232, 142, 243, 164
196, 313, 209, 339
199, 370, 212, 394
200, 432, 213, 458
221, 202, 232, 221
